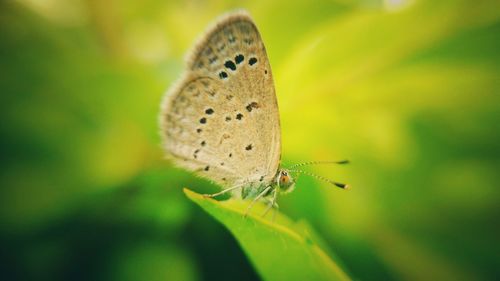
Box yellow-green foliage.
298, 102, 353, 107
0, 0, 499, 280
185, 189, 351, 281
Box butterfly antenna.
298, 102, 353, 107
288, 169, 349, 189
288, 160, 349, 169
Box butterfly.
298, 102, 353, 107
160, 10, 348, 217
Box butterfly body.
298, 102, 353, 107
160, 11, 349, 217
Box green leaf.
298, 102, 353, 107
184, 189, 351, 281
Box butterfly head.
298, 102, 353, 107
276, 169, 296, 193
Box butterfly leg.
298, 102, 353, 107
244, 185, 273, 217
261, 188, 279, 218
271, 202, 279, 222
203, 184, 243, 198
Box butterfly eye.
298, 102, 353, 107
280, 175, 289, 183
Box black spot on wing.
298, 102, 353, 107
219, 71, 228, 79
235, 54, 244, 64
246, 102, 260, 112
224, 60, 236, 71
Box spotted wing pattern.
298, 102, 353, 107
160, 11, 281, 191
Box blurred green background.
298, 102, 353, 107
1, 0, 499, 280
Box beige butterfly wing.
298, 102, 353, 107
160, 11, 281, 191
